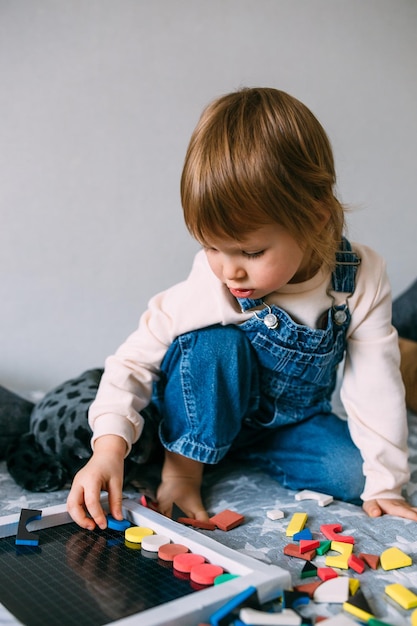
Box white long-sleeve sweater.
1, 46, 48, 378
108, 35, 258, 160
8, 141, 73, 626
89, 242, 409, 502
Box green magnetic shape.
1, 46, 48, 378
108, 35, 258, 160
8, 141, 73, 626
316, 540, 332, 555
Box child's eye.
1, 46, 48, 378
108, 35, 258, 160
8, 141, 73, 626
242, 250, 265, 259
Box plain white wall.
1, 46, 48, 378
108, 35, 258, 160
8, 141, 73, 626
1, 0, 416, 396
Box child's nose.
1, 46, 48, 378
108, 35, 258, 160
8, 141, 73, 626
224, 259, 246, 280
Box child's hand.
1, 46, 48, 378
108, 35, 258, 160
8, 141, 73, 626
66, 435, 127, 530
363, 498, 417, 521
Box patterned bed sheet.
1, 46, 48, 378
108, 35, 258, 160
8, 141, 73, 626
1, 410, 417, 625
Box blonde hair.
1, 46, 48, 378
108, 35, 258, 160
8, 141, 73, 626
181, 87, 345, 270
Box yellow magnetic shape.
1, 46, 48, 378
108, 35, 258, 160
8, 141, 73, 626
325, 540, 353, 569
124, 539, 142, 550
412, 608, 417, 626
124, 525, 154, 544
348, 578, 360, 596
286, 512, 308, 537
343, 600, 373, 622
385, 583, 417, 609
380, 546, 412, 571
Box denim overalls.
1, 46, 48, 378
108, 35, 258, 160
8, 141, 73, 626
154, 238, 366, 503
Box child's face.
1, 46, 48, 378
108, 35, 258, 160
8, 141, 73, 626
204, 223, 313, 300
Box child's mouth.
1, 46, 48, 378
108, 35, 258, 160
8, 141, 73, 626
228, 287, 255, 298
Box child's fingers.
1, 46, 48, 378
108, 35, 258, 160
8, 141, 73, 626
379, 500, 417, 521
363, 498, 417, 521
83, 487, 108, 530
67, 474, 108, 530
362, 500, 382, 518
67, 485, 97, 531
107, 475, 124, 521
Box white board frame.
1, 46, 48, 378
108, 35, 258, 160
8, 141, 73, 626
0, 499, 291, 626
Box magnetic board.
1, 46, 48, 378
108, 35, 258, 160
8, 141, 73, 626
0, 500, 291, 626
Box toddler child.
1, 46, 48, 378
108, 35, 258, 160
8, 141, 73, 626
67, 87, 417, 530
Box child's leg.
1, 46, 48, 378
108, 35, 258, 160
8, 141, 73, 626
153, 324, 259, 517
232, 412, 365, 504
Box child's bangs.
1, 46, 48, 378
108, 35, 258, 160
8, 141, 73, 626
184, 185, 271, 245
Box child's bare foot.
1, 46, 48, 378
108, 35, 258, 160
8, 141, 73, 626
156, 451, 209, 521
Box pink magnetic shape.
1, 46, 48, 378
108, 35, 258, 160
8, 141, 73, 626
190, 563, 224, 585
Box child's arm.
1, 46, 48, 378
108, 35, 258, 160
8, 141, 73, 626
67, 252, 239, 529
340, 245, 412, 515
363, 498, 417, 521
66, 435, 127, 530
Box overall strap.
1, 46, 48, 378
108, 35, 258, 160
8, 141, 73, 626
331, 237, 361, 294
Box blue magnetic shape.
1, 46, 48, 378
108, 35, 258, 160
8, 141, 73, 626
209, 585, 258, 626
106, 514, 131, 531
292, 528, 313, 541
15, 509, 42, 546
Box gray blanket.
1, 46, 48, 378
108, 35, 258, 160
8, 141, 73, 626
1, 409, 417, 625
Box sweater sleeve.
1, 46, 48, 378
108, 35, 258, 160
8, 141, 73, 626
88, 250, 241, 453
340, 245, 409, 501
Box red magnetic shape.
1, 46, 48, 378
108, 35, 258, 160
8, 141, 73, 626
359, 552, 380, 569
284, 543, 316, 561
190, 563, 224, 585
320, 523, 355, 544
294, 581, 322, 598
177, 517, 216, 530
139, 494, 158, 511
209, 509, 245, 531
158, 542, 189, 562
299, 539, 320, 554
173, 552, 206, 573
348, 554, 366, 574
317, 567, 338, 581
